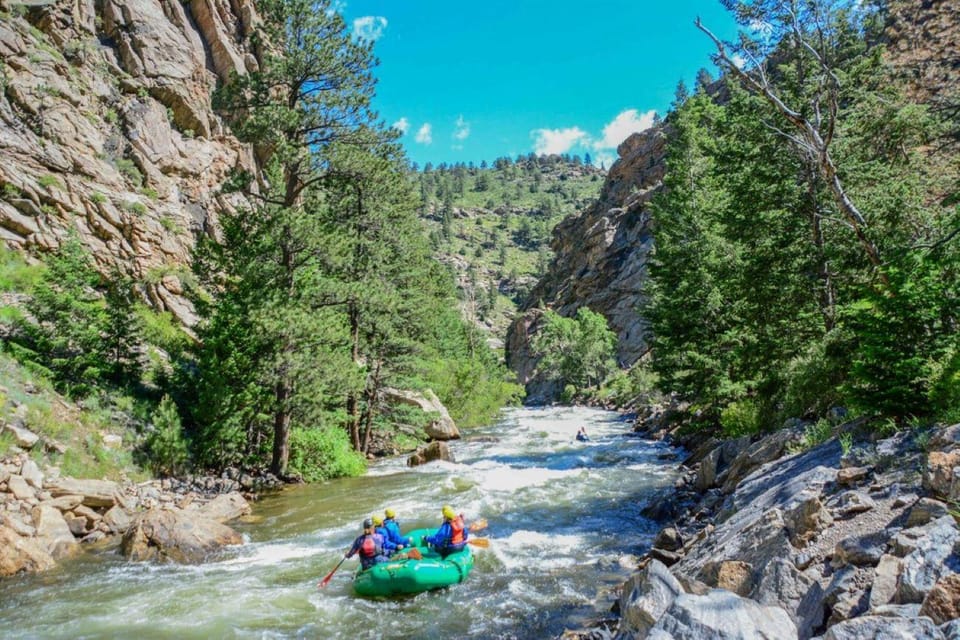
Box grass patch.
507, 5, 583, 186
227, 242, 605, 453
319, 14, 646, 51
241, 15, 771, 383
0, 246, 43, 293
37, 174, 61, 190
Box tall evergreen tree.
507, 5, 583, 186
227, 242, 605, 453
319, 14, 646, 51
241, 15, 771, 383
202, 0, 379, 475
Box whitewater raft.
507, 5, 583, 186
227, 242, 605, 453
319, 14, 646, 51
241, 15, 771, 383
353, 528, 474, 597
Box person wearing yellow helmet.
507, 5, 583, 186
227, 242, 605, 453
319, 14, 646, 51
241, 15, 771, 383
383, 508, 413, 548
345, 518, 390, 570
423, 504, 468, 558
371, 514, 403, 555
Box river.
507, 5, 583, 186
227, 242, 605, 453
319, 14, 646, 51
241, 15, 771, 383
0, 406, 679, 639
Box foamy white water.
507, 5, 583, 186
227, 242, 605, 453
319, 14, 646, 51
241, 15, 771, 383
0, 406, 679, 639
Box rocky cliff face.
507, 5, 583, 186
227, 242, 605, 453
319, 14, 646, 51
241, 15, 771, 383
505, 125, 665, 398
0, 0, 259, 326
506, 0, 960, 399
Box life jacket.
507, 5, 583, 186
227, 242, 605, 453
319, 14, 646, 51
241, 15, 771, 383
360, 534, 382, 558
450, 516, 465, 545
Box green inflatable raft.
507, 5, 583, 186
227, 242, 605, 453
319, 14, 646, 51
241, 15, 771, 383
353, 528, 474, 597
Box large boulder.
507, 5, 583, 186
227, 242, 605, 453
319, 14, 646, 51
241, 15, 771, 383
821, 615, 944, 640
381, 388, 460, 440
647, 589, 796, 639
617, 559, 685, 638
0, 524, 55, 576
120, 507, 243, 564
46, 477, 120, 508
31, 505, 79, 560
895, 516, 960, 604
407, 441, 455, 467
192, 492, 251, 523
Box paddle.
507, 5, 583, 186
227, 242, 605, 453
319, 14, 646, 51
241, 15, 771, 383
317, 556, 346, 588
467, 537, 490, 548
468, 518, 488, 532
401, 547, 423, 560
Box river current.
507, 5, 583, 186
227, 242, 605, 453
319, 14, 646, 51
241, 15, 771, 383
0, 406, 679, 639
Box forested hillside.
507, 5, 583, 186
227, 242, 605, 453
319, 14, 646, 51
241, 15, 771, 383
509, 0, 960, 431
415, 155, 604, 342
0, 0, 521, 484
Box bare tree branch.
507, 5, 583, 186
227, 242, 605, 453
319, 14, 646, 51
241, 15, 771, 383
695, 13, 889, 284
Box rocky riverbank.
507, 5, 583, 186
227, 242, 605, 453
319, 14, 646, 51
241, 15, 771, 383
0, 452, 282, 577
567, 416, 960, 639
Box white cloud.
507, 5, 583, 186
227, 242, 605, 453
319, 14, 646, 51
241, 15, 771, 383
593, 109, 657, 150
532, 127, 588, 155
326, 0, 347, 16
593, 152, 616, 170
392, 117, 409, 134
731, 54, 747, 69
749, 19, 775, 42
415, 123, 433, 145
453, 115, 470, 141
353, 16, 387, 42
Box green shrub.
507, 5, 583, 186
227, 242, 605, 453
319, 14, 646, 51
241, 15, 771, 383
115, 158, 143, 186
929, 348, 960, 423
135, 305, 190, 356
288, 425, 366, 482
720, 400, 762, 438
782, 329, 851, 419
143, 395, 190, 477
124, 201, 147, 216
37, 174, 61, 189
0, 246, 43, 293
789, 419, 833, 453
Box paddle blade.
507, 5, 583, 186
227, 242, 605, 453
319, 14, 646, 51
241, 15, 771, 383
405, 547, 422, 561
318, 571, 336, 588
468, 518, 488, 532
467, 537, 490, 548
318, 556, 346, 589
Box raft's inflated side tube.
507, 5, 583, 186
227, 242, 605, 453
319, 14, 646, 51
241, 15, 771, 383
352, 528, 474, 597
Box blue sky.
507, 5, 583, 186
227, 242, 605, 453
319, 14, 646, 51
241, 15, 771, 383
337, 1, 740, 168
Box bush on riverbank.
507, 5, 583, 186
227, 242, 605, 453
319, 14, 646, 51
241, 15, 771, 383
288, 425, 366, 482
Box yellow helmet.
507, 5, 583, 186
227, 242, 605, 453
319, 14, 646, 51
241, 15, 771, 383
385, 508, 396, 519
442, 505, 456, 520
372, 514, 384, 526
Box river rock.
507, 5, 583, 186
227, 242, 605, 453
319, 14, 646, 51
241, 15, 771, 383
924, 451, 960, 500
120, 507, 243, 564
381, 387, 460, 440
920, 574, 960, 625
896, 516, 960, 604
836, 466, 869, 486
102, 505, 133, 534
647, 589, 796, 639
0, 524, 55, 576
46, 477, 120, 508
821, 615, 945, 639
616, 559, 684, 638
407, 441, 455, 467
653, 526, 682, 552
41, 495, 84, 512
753, 558, 824, 640
20, 459, 43, 489
31, 504, 79, 560
833, 532, 887, 568
194, 492, 251, 523
907, 499, 951, 528
869, 554, 904, 609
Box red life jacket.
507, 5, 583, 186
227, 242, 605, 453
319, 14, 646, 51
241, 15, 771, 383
450, 516, 465, 545
360, 534, 382, 558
